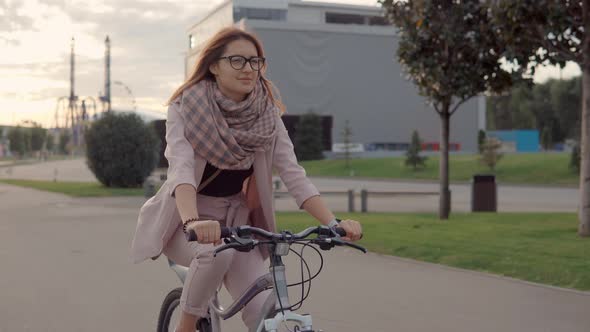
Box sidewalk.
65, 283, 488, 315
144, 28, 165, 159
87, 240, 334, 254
0, 157, 97, 182
0, 158, 580, 213
0, 182, 588, 332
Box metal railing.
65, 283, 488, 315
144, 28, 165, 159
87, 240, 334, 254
146, 175, 442, 213
273, 189, 441, 213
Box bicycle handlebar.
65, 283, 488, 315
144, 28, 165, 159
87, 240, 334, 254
186, 225, 347, 242
186, 225, 366, 254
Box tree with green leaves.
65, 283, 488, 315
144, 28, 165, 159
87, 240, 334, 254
487, 77, 581, 141
59, 130, 71, 155
541, 126, 553, 151
22, 128, 31, 154
531, 84, 561, 142
30, 123, 47, 152
480, 137, 504, 171
478, 129, 487, 154
550, 77, 582, 140
405, 130, 427, 170
489, 0, 590, 236
7, 126, 26, 158
293, 112, 324, 161
380, 0, 513, 219
46, 133, 55, 153
340, 120, 353, 169
85, 112, 160, 187
487, 82, 537, 131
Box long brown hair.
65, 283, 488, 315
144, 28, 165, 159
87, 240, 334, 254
165, 27, 285, 114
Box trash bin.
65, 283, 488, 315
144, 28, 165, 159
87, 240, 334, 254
471, 174, 497, 212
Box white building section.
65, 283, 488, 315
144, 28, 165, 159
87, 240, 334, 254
184, 0, 481, 153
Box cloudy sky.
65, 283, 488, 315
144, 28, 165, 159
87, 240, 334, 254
0, 0, 581, 127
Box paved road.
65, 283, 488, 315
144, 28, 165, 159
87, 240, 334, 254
0, 183, 589, 332
0, 158, 97, 182
0, 158, 580, 213
276, 177, 579, 213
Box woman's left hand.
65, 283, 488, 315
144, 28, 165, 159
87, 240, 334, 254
338, 219, 363, 242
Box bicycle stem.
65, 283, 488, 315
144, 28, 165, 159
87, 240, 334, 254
269, 250, 291, 311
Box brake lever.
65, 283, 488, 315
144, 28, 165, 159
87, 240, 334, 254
312, 238, 336, 251
214, 238, 258, 256
214, 243, 244, 256
331, 238, 367, 253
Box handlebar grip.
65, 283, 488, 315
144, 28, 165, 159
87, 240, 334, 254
333, 227, 347, 237
333, 226, 363, 239
186, 229, 197, 242
220, 227, 231, 238
185, 226, 233, 242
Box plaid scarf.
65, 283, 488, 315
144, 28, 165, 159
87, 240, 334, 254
178, 79, 278, 170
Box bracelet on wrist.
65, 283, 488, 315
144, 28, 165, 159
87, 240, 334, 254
182, 217, 199, 234
327, 218, 341, 228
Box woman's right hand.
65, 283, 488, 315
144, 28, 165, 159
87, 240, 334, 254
187, 220, 222, 245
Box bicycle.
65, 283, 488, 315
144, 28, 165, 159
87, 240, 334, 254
156, 224, 366, 332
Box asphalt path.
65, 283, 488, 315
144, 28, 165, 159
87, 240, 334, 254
0, 158, 580, 213
0, 183, 588, 332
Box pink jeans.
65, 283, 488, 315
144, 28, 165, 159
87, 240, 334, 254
162, 192, 271, 330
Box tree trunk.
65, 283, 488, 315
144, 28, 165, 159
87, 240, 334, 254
439, 107, 451, 219
579, 0, 590, 236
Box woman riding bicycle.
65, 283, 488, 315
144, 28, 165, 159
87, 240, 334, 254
130, 27, 363, 332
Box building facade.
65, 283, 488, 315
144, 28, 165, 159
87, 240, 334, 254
185, 0, 483, 153
487, 130, 540, 153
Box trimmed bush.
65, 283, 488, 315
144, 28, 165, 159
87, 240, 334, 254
85, 112, 160, 187
294, 112, 324, 161
479, 137, 503, 171
405, 130, 427, 170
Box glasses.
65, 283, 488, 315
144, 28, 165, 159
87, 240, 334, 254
218, 55, 266, 71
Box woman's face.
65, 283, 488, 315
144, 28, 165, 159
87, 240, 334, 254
209, 39, 262, 102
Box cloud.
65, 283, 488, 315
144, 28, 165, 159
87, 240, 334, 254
0, 0, 223, 126
0, 0, 36, 32
39, 0, 215, 57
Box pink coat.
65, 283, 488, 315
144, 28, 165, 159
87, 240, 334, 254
130, 100, 320, 264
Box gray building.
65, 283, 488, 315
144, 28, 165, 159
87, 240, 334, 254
185, 0, 484, 153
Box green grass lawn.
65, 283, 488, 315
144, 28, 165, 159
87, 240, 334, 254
0, 179, 143, 197
1, 177, 587, 290
301, 153, 579, 186
276, 212, 590, 291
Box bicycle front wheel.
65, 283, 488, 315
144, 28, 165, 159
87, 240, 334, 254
157, 287, 183, 332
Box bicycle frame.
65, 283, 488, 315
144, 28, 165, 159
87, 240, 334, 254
167, 242, 315, 332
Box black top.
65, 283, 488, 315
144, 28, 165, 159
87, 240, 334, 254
198, 162, 254, 197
